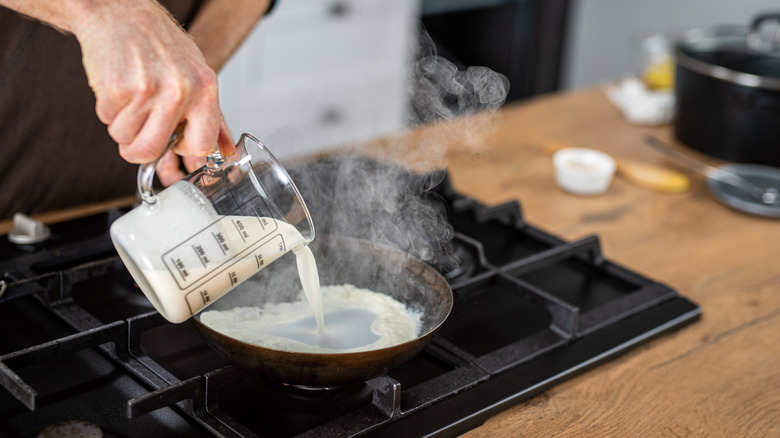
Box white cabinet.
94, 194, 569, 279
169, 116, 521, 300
218, 0, 419, 160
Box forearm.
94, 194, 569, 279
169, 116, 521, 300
0, 0, 172, 37
0, 0, 84, 33
187, 0, 271, 72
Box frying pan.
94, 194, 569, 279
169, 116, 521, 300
191, 236, 453, 387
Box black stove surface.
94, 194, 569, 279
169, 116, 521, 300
0, 157, 700, 437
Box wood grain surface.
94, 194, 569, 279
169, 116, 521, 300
394, 88, 779, 438
3, 88, 778, 437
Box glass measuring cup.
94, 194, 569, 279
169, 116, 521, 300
110, 128, 315, 323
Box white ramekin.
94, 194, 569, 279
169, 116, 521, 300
553, 148, 617, 195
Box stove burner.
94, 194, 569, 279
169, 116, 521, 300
275, 381, 374, 412
217, 376, 374, 436
38, 420, 103, 438
439, 241, 476, 283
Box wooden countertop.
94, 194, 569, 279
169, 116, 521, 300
4, 87, 778, 436
426, 88, 778, 437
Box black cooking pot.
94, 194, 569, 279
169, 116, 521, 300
674, 12, 780, 166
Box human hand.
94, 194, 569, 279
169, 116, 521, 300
155, 151, 203, 187
155, 119, 236, 186
71, 0, 235, 169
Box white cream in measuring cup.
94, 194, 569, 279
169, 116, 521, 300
110, 127, 315, 323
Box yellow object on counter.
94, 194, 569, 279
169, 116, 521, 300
642, 57, 675, 90
617, 157, 690, 193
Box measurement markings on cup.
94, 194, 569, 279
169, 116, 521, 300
171, 257, 189, 282
192, 244, 210, 267
232, 218, 250, 243
212, 232, 229, 255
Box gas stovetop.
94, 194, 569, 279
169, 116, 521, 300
0, 155, 700, 437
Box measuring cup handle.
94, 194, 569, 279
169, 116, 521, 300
137, 123, 186, 204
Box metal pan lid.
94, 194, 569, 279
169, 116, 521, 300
707, 163, 780, 219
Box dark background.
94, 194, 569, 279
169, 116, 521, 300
421, 0, 572, 103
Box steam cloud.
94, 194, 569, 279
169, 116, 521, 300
410, 30, 510, 126
408, 29, 510, 159
248, 26, 510, 300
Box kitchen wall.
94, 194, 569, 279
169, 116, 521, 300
218, 0, 419, 160
562, 0, 780, 89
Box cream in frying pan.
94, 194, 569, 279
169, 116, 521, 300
199, 283, 422, 353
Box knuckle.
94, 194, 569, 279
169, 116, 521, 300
167, 78, 189, 106
95, 106, 113, 125
191, 68, 219, 104
107, 124, 120, 140
101, 82, 147, 109
108, 124, 131, 145
201, 71, 219, 95
136, 79, 156, 101
161, 68, 219, 110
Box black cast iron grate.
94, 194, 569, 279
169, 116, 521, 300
0, 158, 700, 437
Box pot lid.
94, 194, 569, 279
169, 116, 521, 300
677, 12, 780, 90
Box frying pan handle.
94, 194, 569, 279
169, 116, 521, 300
747, 12, 780, 52
137, 123, 185, 205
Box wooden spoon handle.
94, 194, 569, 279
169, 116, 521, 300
617, 157, 690, 193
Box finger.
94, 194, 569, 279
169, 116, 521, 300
176, 116, 234, 158
172, 93, 221, 158
217, 117, 236, 157
119, 108, 181, 164
107, 95, 153, 146
182, 155, 206, 174
156, 150, 186, 186
171, 135, 215, 159
94, 89, 132, 126
90, 73, 136, 126
174, 117, 231, 164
